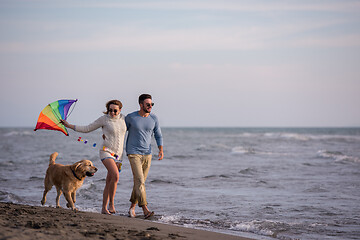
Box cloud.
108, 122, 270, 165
41, 0, 360, 13
1, 18, 358, 53
290, 34, 360, 48
1, 1, 359, 53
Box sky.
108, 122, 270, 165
1, 0, 360, 127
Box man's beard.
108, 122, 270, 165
143, 106, 151, 113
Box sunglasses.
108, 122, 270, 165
109, 109, 118, 113
145, 103, 154, 107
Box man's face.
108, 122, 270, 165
141, 98, 153, 113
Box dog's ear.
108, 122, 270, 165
74, 162, 82, 171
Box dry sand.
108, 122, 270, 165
0, 202, 254, 240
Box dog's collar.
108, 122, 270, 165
71, 169, 82, 181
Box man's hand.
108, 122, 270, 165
158, 146, 164, 160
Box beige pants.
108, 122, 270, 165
128, 154, 152, 207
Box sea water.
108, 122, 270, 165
0, 127, 359, 240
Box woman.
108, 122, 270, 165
61, 100, 126, 215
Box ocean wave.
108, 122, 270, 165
286, 133, 360, 143
238, 167, 258, 176
150, 179, 173, 184
29, 176, 44, 181
158, 214, 182, 224
202, 174, 217, 179
264, 132, 310, 141
76, 206, 99, 213
78, 182, 98, 192
227, 132, 310, 141
169, 154, 191, 159
202, 174, 232, 179
0, 191, 24, 203
311, 134, 360, 143
3, 131, 34, 137
238, 131, 360, 143
317, 150, 360, 163
158, 213, 281, 240
303, 185, 329, 193
231, 146, 289, 156
158, 214, 233, 232
230, 220, 290, 238
77, 182, 100, 200
195, 143, 230, 152
231, 146, 255, 155
0, 161, 15, 167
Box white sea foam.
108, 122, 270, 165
231, 146, 254, 155
0, 191, 23, 203
77, 206, 99, 213
317, 150, 360, 163
281, 133, 310, 141
263, 132, 310, 141
310, 134, 360, 142
158, 214, 182, 224
231, 146, 289, 156
263, 132, 360, 142
3, 131, 33, 137
196, 143, 230, 151
230, 220, 275, 237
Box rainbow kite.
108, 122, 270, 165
34, 99, 77, 136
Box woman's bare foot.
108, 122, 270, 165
101, 208, 111, 215
109, 205, 116, 214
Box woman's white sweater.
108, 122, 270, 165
74, 114, 127, 158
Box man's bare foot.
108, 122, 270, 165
128, 208, 136, 218
142, 205, 154, 219
144, 211, 154, 219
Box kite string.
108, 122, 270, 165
51, 100, 77, 121
50, 100, 77, 128
50, 104, 64, 127
66, 100, 77, 120
76, 136, 97, 148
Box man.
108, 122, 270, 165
125, 94, 164, 218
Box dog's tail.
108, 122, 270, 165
49, 152, 58, 166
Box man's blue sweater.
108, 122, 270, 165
125, 111, 163, 155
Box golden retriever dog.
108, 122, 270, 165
41, 152, 97, 210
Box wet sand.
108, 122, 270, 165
0, 202, 253, 240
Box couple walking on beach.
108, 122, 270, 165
61, 94, 163, 218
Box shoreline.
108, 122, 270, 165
0, 202, 254, 240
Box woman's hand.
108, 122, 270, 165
60, 120, 74, 130
60, 119, 69, 127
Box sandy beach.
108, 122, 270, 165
0, 202, 253, 240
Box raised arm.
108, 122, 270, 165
60, 116, 104, 133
